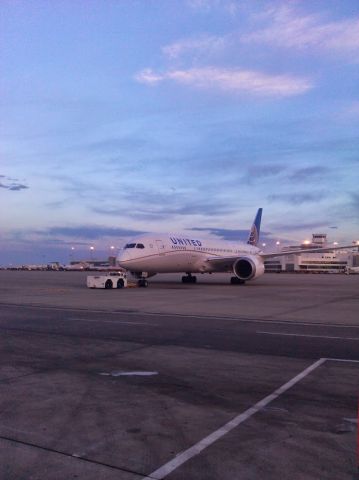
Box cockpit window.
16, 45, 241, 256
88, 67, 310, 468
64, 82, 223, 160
136, 243, 145, 249
124, 243, 136, 249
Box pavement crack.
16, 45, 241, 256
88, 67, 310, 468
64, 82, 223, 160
0, 370, 45, 384
0, 435, 148, 478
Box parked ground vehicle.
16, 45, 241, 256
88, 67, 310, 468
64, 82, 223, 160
86, 272, 128, 289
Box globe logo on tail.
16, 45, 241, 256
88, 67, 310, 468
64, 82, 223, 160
247, 208, 262, 246
248, 225, 259, 246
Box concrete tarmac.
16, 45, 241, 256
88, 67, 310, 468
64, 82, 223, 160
0, 271, 358, 479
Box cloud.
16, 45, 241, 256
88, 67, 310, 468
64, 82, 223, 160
42, 226, 146, 240
241, 5, 359, 59
8, 184, 29, 191
247, 164, 285, 178
0, 175, 29, 191
187, 0, 240, 15
163, 35, 226, 59
92, 197, 237, 220
268, 192, 327, 205
288, 166, 329, 181
189, 227, 251, 241
269, 220, 329, 232
324, 192, 359, 225
87, 184, 240, 221
135, 67, 313, 97
189, 227, 275, 245
350, 192, 359, 210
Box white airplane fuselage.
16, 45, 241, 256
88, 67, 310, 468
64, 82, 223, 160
117, 234, 261, 275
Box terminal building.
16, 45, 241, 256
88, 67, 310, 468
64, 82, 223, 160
264, 234, 359, 273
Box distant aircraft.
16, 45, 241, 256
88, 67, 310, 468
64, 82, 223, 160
117, 208, 354, 287
63, 261, 90, 271
345, 266, 359, 274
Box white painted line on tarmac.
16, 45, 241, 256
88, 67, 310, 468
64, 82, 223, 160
68, 318, 158, 326
257, 331, 359, 341
130, 312, 359, 329
99, 371, 158, 377
343, 418, 357, 424
3, 302, 359, 329
325, 357, 359, 363
141, 358, 326, 480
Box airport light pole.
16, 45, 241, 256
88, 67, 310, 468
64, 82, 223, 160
109, 245, 116, 267
90, 246, 94, 262
70, 246, 75, 264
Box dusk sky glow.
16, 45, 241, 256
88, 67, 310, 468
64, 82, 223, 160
1, 0, 358, 265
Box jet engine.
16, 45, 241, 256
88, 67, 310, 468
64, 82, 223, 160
233, 256, 265, 281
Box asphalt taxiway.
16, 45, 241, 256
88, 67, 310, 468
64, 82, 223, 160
0, 271, 358, 479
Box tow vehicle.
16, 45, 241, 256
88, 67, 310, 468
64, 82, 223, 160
86, 272, 127, 289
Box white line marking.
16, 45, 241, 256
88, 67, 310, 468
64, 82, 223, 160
68, 318, 158, 326
325, 357, 359, 363
141, 358, 326, 480
3, 303, 359, 329
100, 371, 158, 377
343, 418, 357, 424
111, 312, 359, 329
257, 331, 359, 341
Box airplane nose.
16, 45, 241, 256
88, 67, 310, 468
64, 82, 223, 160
117, 249, 131, 266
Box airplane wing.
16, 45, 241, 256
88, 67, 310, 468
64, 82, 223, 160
204, 244, 356, 268
202, 244, 358, 272
260, 244, 356, 259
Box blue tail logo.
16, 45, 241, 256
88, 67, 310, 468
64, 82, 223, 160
247, 208, 262, 246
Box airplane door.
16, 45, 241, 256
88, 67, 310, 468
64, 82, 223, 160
187, 250, 196, 268
155, 240, 166, 255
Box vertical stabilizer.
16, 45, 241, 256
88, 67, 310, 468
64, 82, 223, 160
247, 208, 262, 246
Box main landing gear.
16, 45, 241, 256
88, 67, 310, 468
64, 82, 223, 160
182, 273, 197, 284
135, 272, 149, 288
230, 276, 245, 285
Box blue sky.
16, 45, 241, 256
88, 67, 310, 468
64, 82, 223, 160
1, 0, 358, 265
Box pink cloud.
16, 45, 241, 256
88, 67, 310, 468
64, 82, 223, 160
135, 67, 313, 97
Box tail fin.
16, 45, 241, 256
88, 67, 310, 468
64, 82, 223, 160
247, 208, 262, 246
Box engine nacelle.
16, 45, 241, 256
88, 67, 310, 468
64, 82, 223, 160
233, 255, 265, 281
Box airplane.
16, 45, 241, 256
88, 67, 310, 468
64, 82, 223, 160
345, 266, 359, 274
117, 208, 355, 287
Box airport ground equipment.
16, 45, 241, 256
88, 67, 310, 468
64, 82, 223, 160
86, 272, 128, 289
